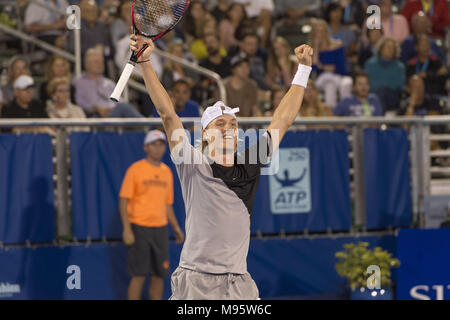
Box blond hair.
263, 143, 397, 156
47, 77, 71, 96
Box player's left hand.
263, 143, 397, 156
295, 45, 313, 67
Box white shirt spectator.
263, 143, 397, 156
232, 0, 274, 18
24, 0, 69, 37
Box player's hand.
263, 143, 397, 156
295, 45, 313, 67
130, 34, 155, 62
123, 228, 135, 246
174, 228, 185, 244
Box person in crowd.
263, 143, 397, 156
262, 86, 288, 116
401, 0, 450, 38
182, 0, 216, 45
40, 55, 74, 104
334, 72, 383, 116
68, 0, 113, 61
119, 130, 184, 300
110, 0, 132, 48
73, 48, 143, 118
309, 19, 353, 108
1, 75, 54, 134
358, 28, 385, 68
364, 37, 406, 112
376, 0, 410, 43
218, 56, 261, 117
232, 0, 274, 48
232, 32, 268, 90
46, 77, 89, 132
335, 0, 365, 28
325, 2, 357, 56
266, 37, 297, 90
301, 79, 334, 117
210, 0, 230, 23
0, 57, 31, 105
274, 0, 321, 22
189, 18, 223, 61
153, 79, 200, 118
24, 0, 68, 44
405, 34, 448, 96
401, 12, 446, 64
199, 33, 232, 79
97, 0, 120, 25
399, 74, 442, 116
218, 2, 250, 50
161, 41, 199, 90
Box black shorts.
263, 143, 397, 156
127, 224, 170, 278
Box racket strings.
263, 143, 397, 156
133, 0, 188, 37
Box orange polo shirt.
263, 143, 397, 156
119, 159, 174, 227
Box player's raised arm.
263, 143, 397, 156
131, 34, 184, 151
267, 45, 313, 151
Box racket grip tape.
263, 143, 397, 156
110, 62, 135, 102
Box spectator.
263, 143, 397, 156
1, 75, 53, 134
98, 0, 120, 25
400, 12, 446, 64
40, 55, 74, 104
405, 34, 448, 96
301, 79, 334, 117
232, 32, 268, 90
68, 0, 113, 60
110, 0, 132, 48
274, 0, 321, 21
232, 0, 274, 48
266, 37, 297, 90
263, 86, 288, 116
189, 17, 222, 61
364, 37, 406, 112
199, 33, 232, 79
309, 19, 352, 108
153, 79, 200, 118
401, 0, 450, 38
218, 2, 250, 50
210, 0, 230, 23
336, 0, 365, 28
73, 48, 143, 118
46, 77, 89, 132
182, 0, 216, 44
119, 130, 184, 300
334, 72, 383, 116
358, 28, 385, 68
161, 41, 198, 90
325, 2, 357, 55
218, 56, 261, 117
376, 0, 410, 43
1, 57, 31, 105
24, 0, 68, 44
399, 75, 442, 115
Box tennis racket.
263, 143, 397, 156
110, 0, 190, 101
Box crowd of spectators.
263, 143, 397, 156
0, 0, 449, 130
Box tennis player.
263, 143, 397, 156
130, 34, 313, 300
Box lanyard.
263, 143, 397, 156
361, 100, 371, 116
416, 59, 429, 73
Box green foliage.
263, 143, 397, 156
335, 242, 400, 290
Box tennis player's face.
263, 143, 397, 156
145, 140, 166, 161
205, 115, 238, 154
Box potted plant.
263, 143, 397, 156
335, 242, 400, 300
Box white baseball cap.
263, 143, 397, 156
143, 130, 166, 146
13, 75, 34, 89
201, 101, 240, 129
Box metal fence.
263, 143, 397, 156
1, 116, 450, 237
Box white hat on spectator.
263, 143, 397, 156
13, 75, 34, 89
201, 101, 240, 129
144, 130, 166, 146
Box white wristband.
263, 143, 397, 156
292, 64, 312, 88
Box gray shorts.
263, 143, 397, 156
127, 224, 170, 278
169, 266, 260, 300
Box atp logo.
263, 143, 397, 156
269, 148, 311, 214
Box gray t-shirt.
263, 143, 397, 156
171, 131, 272, 274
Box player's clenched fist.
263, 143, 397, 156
130, 34, 155, 62
295, 45, 313, 67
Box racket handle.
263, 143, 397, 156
110, 62, 135, 102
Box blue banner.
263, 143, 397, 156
397, 228, 450, 300
251, 130, 352, 234
363, 129, 412, 229
0, 235, 395, 299
0, 134, 55, 244
69, 132, 186, 240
